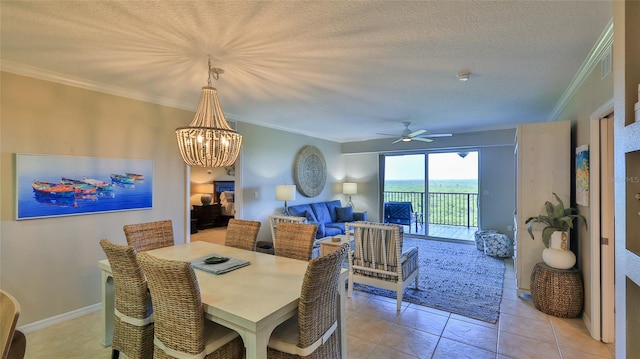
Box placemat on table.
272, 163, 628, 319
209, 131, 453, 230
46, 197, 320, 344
191, 253, 250, 275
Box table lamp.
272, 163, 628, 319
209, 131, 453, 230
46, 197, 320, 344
276, 185, 296, 215
342, 182, 357, 208
192, 183, 214, 205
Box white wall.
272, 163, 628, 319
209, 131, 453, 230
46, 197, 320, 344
0, 72, 190, 325
554, 33, 614, 336
340, 129, 517, 238
479, 145, 516, 235
235, 122, 344, 244
343, 153, 381, 222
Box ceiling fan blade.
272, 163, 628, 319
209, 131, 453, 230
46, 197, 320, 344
392, 138, 403, 144
408, 129, 427, 137
376, 132, 401, 137
419, 133, 453, 138
412, 137, 434, 143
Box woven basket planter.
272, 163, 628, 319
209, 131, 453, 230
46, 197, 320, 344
530, 262, 583, 318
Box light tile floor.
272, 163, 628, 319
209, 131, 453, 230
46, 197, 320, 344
23, 231, 615, 359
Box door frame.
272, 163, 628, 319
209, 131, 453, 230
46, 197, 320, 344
588, 98, 615, 342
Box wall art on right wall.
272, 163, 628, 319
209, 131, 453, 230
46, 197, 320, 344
576, 144, 590, 207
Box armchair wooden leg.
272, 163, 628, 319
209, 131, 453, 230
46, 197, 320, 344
111, 349, 120, 359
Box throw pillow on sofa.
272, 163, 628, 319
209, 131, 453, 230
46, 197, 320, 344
302, 210, 317, 223
310, 202, 333, 224
335, 206, 354, 222
289, 205, 317, 222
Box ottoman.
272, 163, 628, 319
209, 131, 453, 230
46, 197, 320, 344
474, 229, 497, 251
483, 232, 513, 258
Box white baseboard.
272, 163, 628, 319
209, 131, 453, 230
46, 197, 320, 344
18, 303, 102, 334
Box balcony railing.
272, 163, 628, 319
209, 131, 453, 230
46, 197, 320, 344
383, 191, 478, 228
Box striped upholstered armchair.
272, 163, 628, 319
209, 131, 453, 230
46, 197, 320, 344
346, 221, 419, 311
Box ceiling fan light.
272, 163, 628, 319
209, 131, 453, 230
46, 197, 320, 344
401, 138, 411, 142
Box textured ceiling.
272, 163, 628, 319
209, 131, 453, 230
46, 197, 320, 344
0, 1, 612, 143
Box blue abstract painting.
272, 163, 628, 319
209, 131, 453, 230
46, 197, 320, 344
16, 154, 153, 220
575, 145, 589, 207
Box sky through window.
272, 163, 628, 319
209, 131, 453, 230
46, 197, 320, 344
385, 152, 478, 180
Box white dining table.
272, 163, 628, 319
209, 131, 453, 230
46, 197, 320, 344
97, 241, 347, 359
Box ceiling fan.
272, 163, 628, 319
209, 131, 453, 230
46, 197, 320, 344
378, 122, 452, 144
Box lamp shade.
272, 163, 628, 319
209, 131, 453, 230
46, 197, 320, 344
342, 182, 358, 195
192, 183, 214, 205
276, 185, 296, 201
192, 183, 214, 194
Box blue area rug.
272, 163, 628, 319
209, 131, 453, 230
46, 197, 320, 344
352, 238, 505, 323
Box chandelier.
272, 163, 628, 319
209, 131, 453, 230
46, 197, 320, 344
175, 57, 242, 168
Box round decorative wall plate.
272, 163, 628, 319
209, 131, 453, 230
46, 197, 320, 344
293, 145, 326, 197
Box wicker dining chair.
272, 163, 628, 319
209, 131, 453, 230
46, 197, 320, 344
274, 222, 318, 261
269, 215, 306, 243
123, 219, 174, 252
225, 219, 262, 251
1, 290, 26, 359
137, 252, 245, 359
267, 243, 348, 359
99, 239, 154, 359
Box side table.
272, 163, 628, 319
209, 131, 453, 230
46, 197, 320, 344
318, 235, 351, 256
193, 204, 222, 229
530, 262, 583, 318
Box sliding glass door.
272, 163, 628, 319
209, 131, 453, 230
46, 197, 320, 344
382, 151, 478, 241
383, 154, 426, 235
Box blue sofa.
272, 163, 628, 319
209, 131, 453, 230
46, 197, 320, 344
287, 200, 367, 239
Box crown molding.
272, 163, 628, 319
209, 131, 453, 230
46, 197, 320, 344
548, 18, 613, 121
0, 59, 250, 124
0, 59, 193, 111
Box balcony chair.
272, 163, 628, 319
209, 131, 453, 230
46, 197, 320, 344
224, 218, 261, 251
99, 239, 154, 359
1, 290, 26, 359
267, 243, 349, 359
274, 222, 318, 261
137, 252, 244, 359
383, 202, 421, 233
347, 221, 419, 312
123, 219, 174, 252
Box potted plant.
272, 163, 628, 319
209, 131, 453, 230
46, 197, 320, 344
525, 193, 587, 269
